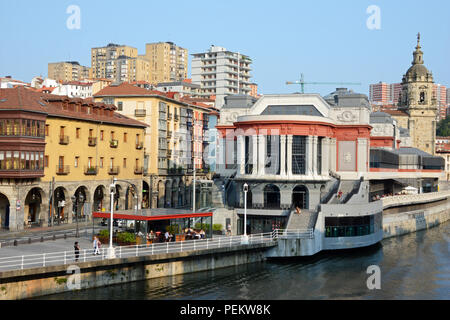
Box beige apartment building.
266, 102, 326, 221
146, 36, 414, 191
48, 61, 91, 82
116, 56, 151, 83
140, 42, 188, 84
91, 44, 138, 80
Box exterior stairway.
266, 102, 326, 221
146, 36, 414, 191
286, 210, 319, 230
328, 180, 358, 204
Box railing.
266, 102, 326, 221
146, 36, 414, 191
0, 230, 318, 272
134, 166, 143, 175
59, 135, 69, 145
136, 142, 144, 150
381, 190, 450, 208
110, 140, 118, 148
88, 137, 97, 147
108, 166, 120, 175
55, 165, 70, 175
84, 166, 98, 175
135, 109, 146, 117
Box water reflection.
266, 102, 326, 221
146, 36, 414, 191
38, 222, 449, 300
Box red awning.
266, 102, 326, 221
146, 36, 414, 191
92, 212, 213, 222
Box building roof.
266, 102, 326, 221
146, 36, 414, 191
0, 87, 147, 128
94, 82, 165, 97
370, 112, 394, 124
381, 109, 409, 117
323, 88, 371, 109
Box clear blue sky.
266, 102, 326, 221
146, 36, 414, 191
1, 0, 449, 96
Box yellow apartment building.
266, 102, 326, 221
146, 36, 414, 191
91, 44, 138, 80
48, 61, 91, 82
0, 87, 147, 231
94, 82, 211, 209
140, 42, 188, 84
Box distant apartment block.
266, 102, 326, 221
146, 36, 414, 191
116, 56, 151, 83
48, 61, 91, 82
91, 44, 138, 80
369, 82, 402, 106
433, 84, 447, 120
192, 45, 253, 108
140, 42, 188, 84
156, 80, 201, 97
51, 81, 93, 99
249, 83, 259, 98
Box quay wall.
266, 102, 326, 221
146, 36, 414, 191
382, 199, 450, 239
0, 242, 275, 300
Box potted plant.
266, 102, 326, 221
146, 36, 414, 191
213, 224, 223, 235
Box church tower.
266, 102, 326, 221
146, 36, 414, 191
398, 33, 437, 155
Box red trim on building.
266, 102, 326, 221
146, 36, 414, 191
92, 212, 213, 221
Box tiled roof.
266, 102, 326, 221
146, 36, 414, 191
381, 109, 409, 116
0, 87, 147, 128
94, 82, 166, 97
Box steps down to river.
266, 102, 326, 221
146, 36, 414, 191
286, 210, 318, 230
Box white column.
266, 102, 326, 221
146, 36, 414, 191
237, 135, 245, 176
252, 135, 258, 175
287, 135, 293, 176
330, 138, 337, 172
322, 138, 330, 176
312, 136, 318, 177
258, 135, 266, 175
306, 136, 314, 177
280, 135, 286, 176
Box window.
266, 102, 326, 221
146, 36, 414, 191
100, 157, 104, 168
45, 125, 50, 136
89, 129, 93, 137
111, 131, 115, 140
123, 158, 127, 168
317, 137, 323, 175
266, 135, 280, 175
292, 136, 306, 175
74, 157, 79, 168
100, 130, 104, 141
76, 128, 81, 139
117, 102, 123, 111
123, 132, 127, 143
44, 155, 49, 168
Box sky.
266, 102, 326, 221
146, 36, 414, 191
1, 0, 449, 97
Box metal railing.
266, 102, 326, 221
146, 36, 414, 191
0, 230, 315, 272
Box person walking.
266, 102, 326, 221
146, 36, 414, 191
227, 223, 232, 236
74, 242, 80, 262
93, 236, 100, 255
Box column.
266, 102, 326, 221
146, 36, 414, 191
287, 135, 293, 176
218, 137, 226, 173
258, 135, 266, 175
280, 135, 286, 176
252, 135, 258, 175
322, 138, 330, 176
237, 135, 245, 175
312, 136, 318, 176
306, 136, 314, 176
330, 138, 337, 172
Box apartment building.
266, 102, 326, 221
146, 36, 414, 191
51, 81, 93, 99
91, 44, 138, 80
0, 87, 147, 231
433, 84, 447, 120
155, 81, 201, 97
192, 45, 253, 108
48, 61, 91, 82
116, 56, 151, 83
94, 82, 212, 209
140, 42, 188, 84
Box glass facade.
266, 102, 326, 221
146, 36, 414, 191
292, 136, 306, 175
0, 119, 45, 137
324, 215, 377, 238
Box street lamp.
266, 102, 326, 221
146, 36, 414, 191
108, 182, 116, 259
71, 193, 84, 238
242, 183, 249, 244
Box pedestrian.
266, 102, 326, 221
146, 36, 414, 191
165, 231, 170, 242
227, 223, 232, 236
93, 236, 100, 255
296, 206, 301, 214
74, 242, 80, 262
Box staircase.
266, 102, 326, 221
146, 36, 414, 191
286, 210, 319, 230
328, 180, 358, 204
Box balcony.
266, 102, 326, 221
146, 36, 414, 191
110, 139, 118, 148
108, 166, 120, 175
135, 109, 146, 117
56, 166, 70, 175
136, 142, 144, 150
134, 166, 143, 175
84, 166, 98, 176
88, 137, 97, 147
59, 135, 69, 145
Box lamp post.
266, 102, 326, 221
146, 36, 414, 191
242, 183, 249, 244
108, 182, 116, 259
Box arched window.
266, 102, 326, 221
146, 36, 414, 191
292, 185, 309, 209
264, 184, 280, 209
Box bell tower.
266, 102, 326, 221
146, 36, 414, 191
398, 33, 437, 155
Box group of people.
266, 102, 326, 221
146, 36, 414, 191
72, 236, 102, 262
183, 228, 206, 240
371, 192, 402, 201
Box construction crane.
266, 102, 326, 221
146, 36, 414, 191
286, 74, 362, 93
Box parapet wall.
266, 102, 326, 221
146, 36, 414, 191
0, 242, 275, 300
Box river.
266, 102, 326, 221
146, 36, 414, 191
39, 221, 449, 300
